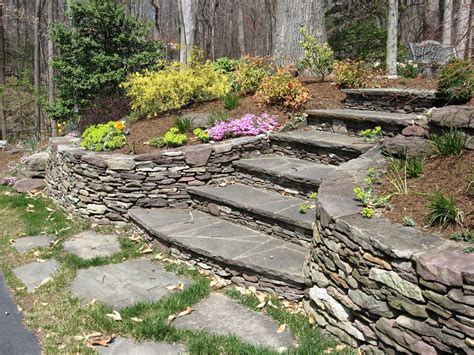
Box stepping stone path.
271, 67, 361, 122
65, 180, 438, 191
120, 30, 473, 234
97, 337, 185, 355
64, 231, 121, 259
172, 293, 296, 350
13, 235, 53, 254
13, 260, 59, 293
70, 259, 191, 309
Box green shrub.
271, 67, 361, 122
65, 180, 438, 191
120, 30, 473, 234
193, 128, 209, 143
213, 57, 241, 75
358, 126, 382, 142
333, 60, 376, 88
207, 110, 229, 127
426, 192, 463, 227
299, 27, 334, 81
222, 92, 239, 110
437, 59, 474, 103
432, 128, 467, 156
450, 230, 473, 242
397, 61, 420, 79
255, 69, 309, 110
163, 127, 187, 147
122, 60, 232, 116
147, 137, 166, 148
80, 121, 126, 151
175, 116, 193, 133
232, 55, 274, 94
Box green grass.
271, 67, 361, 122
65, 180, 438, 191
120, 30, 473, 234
426, 192, 464, 227
432, 128, 467, 156
175, 116, 193, 133
222, 92, 239, 110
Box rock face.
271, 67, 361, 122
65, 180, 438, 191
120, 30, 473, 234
430, 106, 474, 129
23, 152, 49, 178
382, 134, 435, 157
13, 178, 47, 193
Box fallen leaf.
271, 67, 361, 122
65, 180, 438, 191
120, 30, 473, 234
36, 277, 52, 289
86, 299, 97, 307
176, 307, 193, 318
167, 314, 176, 322
51, 239, 61, 246
37, 258, 46, 263
166, 282, 185, 291
46, 207, 54, 212
140, 246, 153, 254
131, 317, 143, 323
106, 310, 122, 321
9, 239, 15, 243
335, 345, 347, 352
277, 324, 286, 333
86, 335, 114, 347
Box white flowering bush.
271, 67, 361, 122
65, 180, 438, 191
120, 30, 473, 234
397, 60, 419, 78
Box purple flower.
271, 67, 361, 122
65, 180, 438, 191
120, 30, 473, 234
208, 113, 278, 141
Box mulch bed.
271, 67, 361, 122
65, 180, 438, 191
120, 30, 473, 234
377, 150, 473, 237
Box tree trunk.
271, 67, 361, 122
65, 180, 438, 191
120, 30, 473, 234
424, 0, 440, 40
386, 0, 398, 76
237, 0, 245, 56
0, 0, 5, 140
48, 0, 57, 137
273, 0, 326, 64
442, 0, 453, 46
455, 0, 471, 58
178, 0, 197, 63
34, 0, 42, 139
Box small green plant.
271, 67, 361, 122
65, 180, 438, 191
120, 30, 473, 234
358, 126, 382, 142
397, 60, 420, 79
450, 230, 473, 242
146, 137, 166, 148
163, 127, 187, 147
464, 246, 474, 253
299, 27, 334, 81
175, 116, 193, 133
193, 128, 209, 143
361, 207, 374, 219
299, 203, 311, 214
403, 216, 417, 227
222, 92, 239, 110
426, 192, 463, 227
80, 121, 126, 151
309, 192, 318, 200
207, 110, 229, 127
437, 58, 473, 103
432, 128, 467, 156
389, 155, 424, 179
213, 57, 241, 75
333, 60, 377, 88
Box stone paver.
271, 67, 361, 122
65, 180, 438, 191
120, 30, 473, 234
188, 183, 315, 230
172, 293, 296, 350
97, 337, 185, 355
13, 235, 53, 254
64, 231, 121, 260
13, 178, 46, 193
70, 259, 191, 309
0, 272, 40, 354
129, 208, 306, 284
13, 260, 59, 293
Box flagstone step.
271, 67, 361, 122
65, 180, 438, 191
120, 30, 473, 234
129, 208, 307, 299
233, 154, 335, 196
188, 183, 314, 246
270, 129, 374, 164
306, 108, 420, 134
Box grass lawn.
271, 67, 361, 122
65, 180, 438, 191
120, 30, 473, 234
0, 186, 348, 354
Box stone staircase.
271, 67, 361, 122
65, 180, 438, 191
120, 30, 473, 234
130, 106, 418, 301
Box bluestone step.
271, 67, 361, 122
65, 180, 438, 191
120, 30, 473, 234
306, 108, 420, 133
233, 154, 335, 194
129, 208, 306, 291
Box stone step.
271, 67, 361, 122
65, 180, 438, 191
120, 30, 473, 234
129, 208, 307, 299
270, 129, 373, 164
188, 183, 314, 246
306, 109, 420, 135
233, 154, 335, 195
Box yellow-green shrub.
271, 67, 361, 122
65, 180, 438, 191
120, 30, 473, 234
232, 55, 275, 94
333, 60, 377, 88
122, 61, 232, 116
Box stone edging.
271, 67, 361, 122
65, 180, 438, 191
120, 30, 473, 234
303, 148, 474, 354
46, 135, 269, 224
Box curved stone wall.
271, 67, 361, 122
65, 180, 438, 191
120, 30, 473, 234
46, 136, 269, 224
303, 149, 474, 354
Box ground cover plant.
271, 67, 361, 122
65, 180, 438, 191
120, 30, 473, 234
207, 113, 278, 141
80, 121, 126, 151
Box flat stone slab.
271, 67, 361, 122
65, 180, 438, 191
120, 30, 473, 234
234, 155, 335, 188
13, 235, 53, 253
64, 231, 121, 260
306, 109, 420, 126
188, 183, 314, 230
13, 178, 46, 193
13, 260, 59, 293
129, 208, 306, 285
172, 293, 296, 350
97, 337, 185, 355
70, 259, 191, 309
0, 272, 40, 354
271, 130, 373, 154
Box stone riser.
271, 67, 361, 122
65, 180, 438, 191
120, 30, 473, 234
191, 196, 312, 248
344, 97, 441, 114
269, 142, 356, 165
307, 116, 402, 137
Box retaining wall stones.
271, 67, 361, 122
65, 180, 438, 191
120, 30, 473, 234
46, 136, 269, 224
304, 149, 474, 354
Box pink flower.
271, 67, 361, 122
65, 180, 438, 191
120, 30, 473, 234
208, 113, 278, 141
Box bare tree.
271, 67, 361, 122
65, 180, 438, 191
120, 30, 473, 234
442, 0, 453, 46
0, 0, 5, 140
386, 0, 398, 76
178, 0, 197, 63
48, 0, 57, 136
424, 0, 440, 40
455, 0, 471, 58
237, 0, 245, 56
34, 0, 42, 139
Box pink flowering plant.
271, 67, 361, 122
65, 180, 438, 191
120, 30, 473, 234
207, 113, 278, 141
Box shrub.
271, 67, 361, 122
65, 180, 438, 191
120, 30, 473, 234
426, 192, 463, 227
232, 55, 274, 94
193, 128, 209, 143
207, 113, 278, 141
122, 60, 232, 116
78, 95, 131, 133
80, 121, 126, 151
397, 61, 420, 79
358, 126, 382, 142
222, 92, 239, 110
147, 127, 187, 148
437, 59, 474, 103
432, 128, 467, 156
255, 69, 309, 110
207, 110, 229, 127
147, 137, 166, 148
175, 116, 193, 133
213, 57, 241, 75
333, 60, 376, 88
299, 27, 334, 81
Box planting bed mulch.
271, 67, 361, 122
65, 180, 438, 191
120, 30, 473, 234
377, 150, 473, 237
